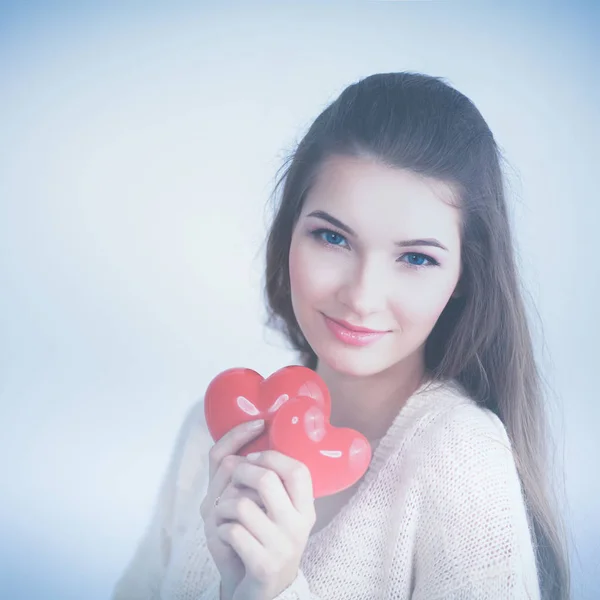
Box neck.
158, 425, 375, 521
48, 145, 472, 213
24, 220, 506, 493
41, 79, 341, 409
316, 351, 427, 444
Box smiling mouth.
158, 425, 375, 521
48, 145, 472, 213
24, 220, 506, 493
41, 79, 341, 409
325, 315, 390, 334
322, 314, 390, 347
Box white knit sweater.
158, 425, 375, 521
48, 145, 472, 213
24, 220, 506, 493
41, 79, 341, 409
111, 378, 541, 599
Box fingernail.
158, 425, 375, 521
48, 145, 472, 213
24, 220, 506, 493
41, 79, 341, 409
247, 452, 261, 461
247, 419, 264, 430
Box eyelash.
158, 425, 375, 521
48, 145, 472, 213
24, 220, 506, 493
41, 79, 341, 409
308, 228, 440, 269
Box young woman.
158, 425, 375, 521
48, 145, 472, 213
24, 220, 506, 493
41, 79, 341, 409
112, 72, 570, 599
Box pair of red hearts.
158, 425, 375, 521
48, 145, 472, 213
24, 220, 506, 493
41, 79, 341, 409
204, 366, 372, 498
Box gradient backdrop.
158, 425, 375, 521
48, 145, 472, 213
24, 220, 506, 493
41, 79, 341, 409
1, 2, 598, 599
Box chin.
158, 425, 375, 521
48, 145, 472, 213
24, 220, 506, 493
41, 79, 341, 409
317, 344, 398, 378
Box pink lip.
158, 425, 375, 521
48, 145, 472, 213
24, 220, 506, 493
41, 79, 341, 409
328, 317, 388, 334
323, 315, 389, 347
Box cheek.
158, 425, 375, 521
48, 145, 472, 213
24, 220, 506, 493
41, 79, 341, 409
389, 276, 457, 327
288, 240, 308, 300
289, 238, 340, 302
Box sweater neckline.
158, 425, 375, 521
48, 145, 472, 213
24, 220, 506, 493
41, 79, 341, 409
305, 377, 448, 548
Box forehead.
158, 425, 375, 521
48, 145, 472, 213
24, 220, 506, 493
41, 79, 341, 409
303, 155, 462, 245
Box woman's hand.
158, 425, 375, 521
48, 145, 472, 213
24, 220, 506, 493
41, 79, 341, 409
214, 450, 317, 600
200, 419, 267, 600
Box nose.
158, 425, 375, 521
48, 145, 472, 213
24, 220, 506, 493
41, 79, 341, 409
337, 258, 388, 318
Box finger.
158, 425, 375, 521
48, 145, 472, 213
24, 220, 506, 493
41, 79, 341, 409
201, 457, 268, 524
216, 522, 272, 581
231, 462, 298, 529
230, 483, 266, 510
207, 419, 265, 479
215, 495, 279, 546
210, 454, 245, 499
204, 528, 245, 597
200, 455, 246, 521
245, 451, 315, 516
205, 530, 244, 571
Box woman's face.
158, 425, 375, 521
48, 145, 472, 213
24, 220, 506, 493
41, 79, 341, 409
288, 154, 463, 377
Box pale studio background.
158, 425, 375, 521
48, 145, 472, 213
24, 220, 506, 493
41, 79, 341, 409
1, 2, 598, 599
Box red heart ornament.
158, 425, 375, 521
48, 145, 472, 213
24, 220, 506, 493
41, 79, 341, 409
204, 366, 330, 456
270, 396, 372, 497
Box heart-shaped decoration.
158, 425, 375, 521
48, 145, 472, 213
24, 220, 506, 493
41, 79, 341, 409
204, 366, 330, 456
270, 396, 372, 497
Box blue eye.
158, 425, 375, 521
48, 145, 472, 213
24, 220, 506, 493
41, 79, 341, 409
324, 231, 345, 245
311, 228, 348, 247
400, 253, 438, 268
309, 228, 439, 269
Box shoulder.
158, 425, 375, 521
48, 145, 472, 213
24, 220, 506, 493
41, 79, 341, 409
408, 382, 540, 597
407, 379, 524, 513
391, 379, 521, 505
417, 379, 513, 461
413, 381, 532, 546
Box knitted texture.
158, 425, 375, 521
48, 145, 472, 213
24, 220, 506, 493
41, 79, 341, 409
111, 379, 540, 599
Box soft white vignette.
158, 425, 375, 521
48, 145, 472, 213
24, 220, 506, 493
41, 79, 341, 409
0, 3, 598, 599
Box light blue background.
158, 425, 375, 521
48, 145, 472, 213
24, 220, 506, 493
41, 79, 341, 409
1, 2, 598, 598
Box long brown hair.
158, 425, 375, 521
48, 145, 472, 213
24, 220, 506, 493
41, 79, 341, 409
262, 72, 569, 599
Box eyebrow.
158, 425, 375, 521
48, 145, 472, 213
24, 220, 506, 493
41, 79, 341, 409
306, 209, 449, 252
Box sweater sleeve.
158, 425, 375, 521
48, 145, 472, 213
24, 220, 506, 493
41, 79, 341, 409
410, 404, 541, 600
111, 400, 206, 600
